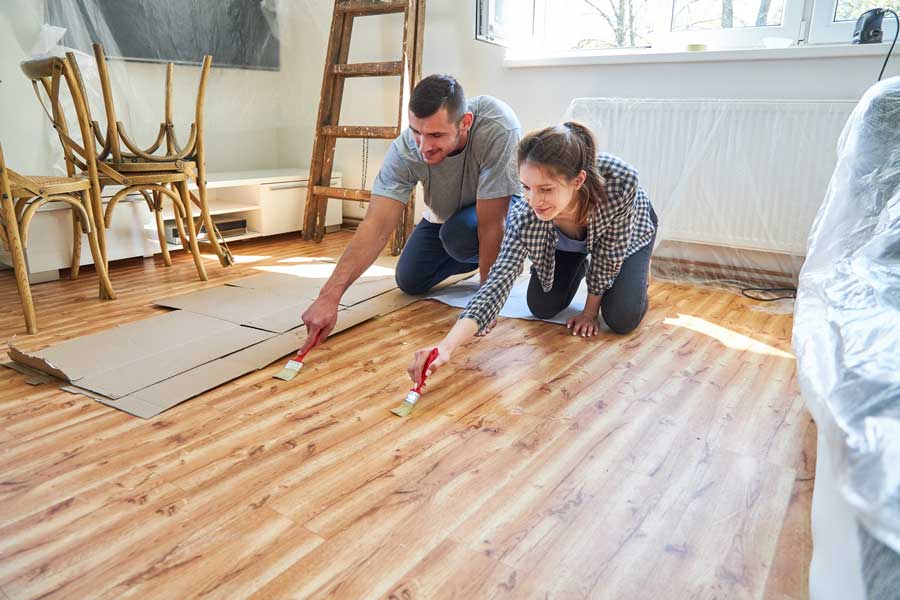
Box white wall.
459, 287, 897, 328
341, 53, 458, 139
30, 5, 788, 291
0, 0, 291, 174
3, 0, 896, 232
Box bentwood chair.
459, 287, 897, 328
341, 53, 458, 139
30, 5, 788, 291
84, 43, 234, 270
1, 139, 115, 333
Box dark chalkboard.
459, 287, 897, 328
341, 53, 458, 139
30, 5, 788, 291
47, 0, 280, 71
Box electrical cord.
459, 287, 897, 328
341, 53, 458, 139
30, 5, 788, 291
740, 287, 797, 301
878, 9, 899, 82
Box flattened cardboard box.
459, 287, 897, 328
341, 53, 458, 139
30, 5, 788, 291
9, 310, 274, 399
225, 260, 399, 307
153, 285, 310, 334
11, 305, 374, 419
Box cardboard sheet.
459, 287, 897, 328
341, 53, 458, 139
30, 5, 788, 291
9, 311, 274, 400
88, 305, 375, 418
425, 273, 588, 325
153, 286, 308, 334
225, 260, 398, 307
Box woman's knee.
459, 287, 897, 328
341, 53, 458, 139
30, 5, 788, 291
527, 289, 566, 320
601, 304, 645, 334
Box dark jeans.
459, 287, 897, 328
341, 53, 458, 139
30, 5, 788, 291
395, 204, 480, 295
527, 207, 658, 334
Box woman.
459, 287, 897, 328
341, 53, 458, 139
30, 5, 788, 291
408, 121, 658, 384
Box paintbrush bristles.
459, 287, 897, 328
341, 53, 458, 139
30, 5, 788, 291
273, 359, 303, 381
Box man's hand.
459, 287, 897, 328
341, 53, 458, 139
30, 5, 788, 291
300, 295, 340, 352
566, 312, 601, 337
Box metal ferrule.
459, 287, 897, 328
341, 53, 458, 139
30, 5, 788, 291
405, 390, 421, 405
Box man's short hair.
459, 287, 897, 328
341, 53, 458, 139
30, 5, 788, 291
409, 74, 466, 122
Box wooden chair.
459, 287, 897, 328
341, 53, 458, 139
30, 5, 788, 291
0, 143, 115, 334
83, 43, 233, 269
22, 52, 211, 282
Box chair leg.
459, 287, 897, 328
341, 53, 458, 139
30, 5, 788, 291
70, 206, 82, 279
176, 180, 208, 281
80, 190, 116, 301
170, 184, 190, 250
88, 183, 108, 267
153, 191, 173, 268
1, 196, 37, 334
192, 177, 233, 267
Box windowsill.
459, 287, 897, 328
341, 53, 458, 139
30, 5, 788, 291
503, 41, 897, 68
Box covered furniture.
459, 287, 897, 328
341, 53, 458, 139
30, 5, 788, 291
794, 76, 900, 600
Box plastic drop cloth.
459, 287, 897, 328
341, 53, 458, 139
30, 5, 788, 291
793, 76, 900, 555
0, 0, 404, 222
565, 96, 856, 291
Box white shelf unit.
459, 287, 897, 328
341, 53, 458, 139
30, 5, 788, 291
151, 169, 343, 251
1, 168, 342, 282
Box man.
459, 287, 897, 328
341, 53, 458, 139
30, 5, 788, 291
300, 74, 522, 349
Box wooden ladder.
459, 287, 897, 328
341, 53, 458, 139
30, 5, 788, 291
302, 0, 425, 255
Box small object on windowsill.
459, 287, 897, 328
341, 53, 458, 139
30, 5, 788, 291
686, 43, 707, 51
763, 37, 795, 48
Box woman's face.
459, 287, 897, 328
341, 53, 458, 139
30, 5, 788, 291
519, 161, 585, 222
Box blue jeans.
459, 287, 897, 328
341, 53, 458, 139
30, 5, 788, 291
395, 204, 480, 294
526, 205, 659, 334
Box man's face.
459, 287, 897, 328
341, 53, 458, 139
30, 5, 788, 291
408, 107, 472, 165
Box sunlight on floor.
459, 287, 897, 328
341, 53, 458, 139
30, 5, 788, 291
253, 262, 395, 278
665, 313, 794, 359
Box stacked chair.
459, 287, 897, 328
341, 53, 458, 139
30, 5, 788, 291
3, 56, 116, 334
76, 43, 234, 275
4, 45, 233, 333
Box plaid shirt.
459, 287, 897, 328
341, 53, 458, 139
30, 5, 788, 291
459, 153, 656, 331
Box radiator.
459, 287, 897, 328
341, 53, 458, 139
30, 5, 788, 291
566, 98, 856, 255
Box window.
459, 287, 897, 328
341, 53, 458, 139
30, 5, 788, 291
476, 0, 900, 52
808, 0, 900, 43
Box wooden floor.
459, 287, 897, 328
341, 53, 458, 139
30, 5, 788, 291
0, 232, 814, 600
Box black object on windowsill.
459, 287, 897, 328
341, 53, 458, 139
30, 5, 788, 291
854, 8, 900, 81
854, 8, 887, 44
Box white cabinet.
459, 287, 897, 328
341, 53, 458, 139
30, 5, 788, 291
259, 179, 342, 237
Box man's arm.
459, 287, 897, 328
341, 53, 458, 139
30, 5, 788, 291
475, 196, 511, 284
300, 195, 405, 349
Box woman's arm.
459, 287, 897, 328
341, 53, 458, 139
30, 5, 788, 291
407, 215, 529, 385
407, 317, 479, 384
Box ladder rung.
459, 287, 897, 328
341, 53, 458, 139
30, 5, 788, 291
313, 186, 372, 201
320, 126, 399, 139
331, 61, 403, 77
336, 1, 408, 16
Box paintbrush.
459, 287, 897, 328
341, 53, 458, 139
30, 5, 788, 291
274, 332, 320, 381
391, 347, 439, 417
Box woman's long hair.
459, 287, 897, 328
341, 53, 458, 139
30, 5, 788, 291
517, 121, 607, 225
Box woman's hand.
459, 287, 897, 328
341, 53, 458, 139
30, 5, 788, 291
407, 345, 451, 386
566, 312, 601, 337
476, 319, 497, 337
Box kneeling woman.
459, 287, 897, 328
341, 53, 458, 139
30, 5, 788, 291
408, 121, 658, 382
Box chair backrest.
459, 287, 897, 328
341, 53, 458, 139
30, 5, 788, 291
20, 56, 99, 180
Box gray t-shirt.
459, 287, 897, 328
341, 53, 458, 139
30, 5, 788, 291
372, 95, 522, 223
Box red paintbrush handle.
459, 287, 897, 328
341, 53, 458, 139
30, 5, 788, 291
413, 348, 439, 393
296, 331, 321, 362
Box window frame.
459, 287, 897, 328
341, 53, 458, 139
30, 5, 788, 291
476, 0, 899, 54
807, 0, 900, 44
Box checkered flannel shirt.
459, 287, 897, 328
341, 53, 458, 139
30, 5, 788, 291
459, 153, 656, 331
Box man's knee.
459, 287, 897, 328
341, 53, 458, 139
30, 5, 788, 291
395, 266, 432, 295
